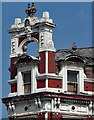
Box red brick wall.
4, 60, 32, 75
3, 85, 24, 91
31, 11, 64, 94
48, 113, 93, 119
39, 52, 46, 74
11, 83, 17, 93
10, 58, 17, 79
37, 79, 46, 89
18, 37, 26, 47
48, 113, 61, 119
48, 79, 62, 88
48, 52, 55, 73
37, 113, 45, 120
84, 82, 94, 91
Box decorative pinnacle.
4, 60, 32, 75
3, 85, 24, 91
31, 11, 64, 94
72, 42, 77, 51
31, 2, 37, 17
25, 4, 31, 17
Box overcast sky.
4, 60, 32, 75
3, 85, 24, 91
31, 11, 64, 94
2, 2, 92, 118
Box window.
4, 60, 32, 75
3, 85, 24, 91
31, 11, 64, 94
25, 19, 30, 27
67, 70, 78, 94
23, 71, 31, 94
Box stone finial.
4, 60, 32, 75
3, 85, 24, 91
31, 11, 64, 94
25, 4, 31, 17
15, 18, 21, 24
31, 2, 37, 17
43, 12, 49, 19
72, 43, 77, 51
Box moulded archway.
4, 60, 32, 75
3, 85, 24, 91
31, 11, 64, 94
18, 37, 39, 55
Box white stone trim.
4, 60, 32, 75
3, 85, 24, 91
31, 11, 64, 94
61, 115, 87, 119
36, 73, 63, 80
51, 98, 54, 112
39, 48, 56, 52
7, 96, 90, 118
8, 78, 17, 85
60, 64, 84, 94
17, 64, 38, 95
17, 71, 24, 95
45, 112, 48, 119
8, 92, 17, 97
18, 37, 38, 55
39, 28, 56, 52
15, 116, 37, 119
84, 78, 94, 83
36, 88, 62, 93
81, 91, 94, 95
46, 79, 48, 89
66, 66, 84, 93
31, 66, 37, 93
31, 68, 33, 93
18, 65, 33, 72
10, 37, 18, 58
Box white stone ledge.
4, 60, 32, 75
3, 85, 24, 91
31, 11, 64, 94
36, 73, 63, 80
8, 92, 17, 97
84, 78, 94, 83
36, 88, 63, 93
8, 78, 17, 85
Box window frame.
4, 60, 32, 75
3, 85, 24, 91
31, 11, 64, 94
22, 71, 31, 94
61, 64, 84, 94
67, 70, 79, 93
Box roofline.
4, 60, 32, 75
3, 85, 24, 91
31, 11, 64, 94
56, 47, 94, 52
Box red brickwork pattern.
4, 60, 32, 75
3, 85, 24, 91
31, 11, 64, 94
84, 82, 94, 91
10, 58, 17, 79
37, 79, 46, 88
11, 83, 17, 93
39, 52, 46, 74
48, 79, 62, 88
48, 52, 55, 73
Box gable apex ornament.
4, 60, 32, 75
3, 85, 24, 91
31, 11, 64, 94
72, 42, 77, 51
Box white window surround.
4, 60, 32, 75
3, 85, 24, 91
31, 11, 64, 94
59, 64, 84, 94
17, 65, 38, 95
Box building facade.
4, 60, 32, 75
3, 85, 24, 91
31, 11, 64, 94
2, 3, 94, 120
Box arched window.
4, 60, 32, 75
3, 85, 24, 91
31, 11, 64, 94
25, 19, 30, 27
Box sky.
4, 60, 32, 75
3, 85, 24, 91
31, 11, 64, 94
2, 2, 92, 118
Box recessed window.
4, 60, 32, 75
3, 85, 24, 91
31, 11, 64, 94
23, 71, 31, 94
25, 19, 30, 27
25, 106, 28, 111
67, 70, 78, 94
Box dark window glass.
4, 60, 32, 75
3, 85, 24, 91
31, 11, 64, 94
67, 71, 78, 82
25, 19, 30, 27
23, 71, 31, 94
67, 71, 78, 93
